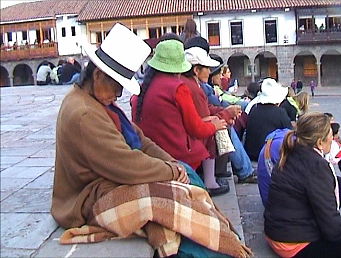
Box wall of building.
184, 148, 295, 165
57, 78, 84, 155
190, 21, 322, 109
56, 15, 85, 56
195, 9, 296, 49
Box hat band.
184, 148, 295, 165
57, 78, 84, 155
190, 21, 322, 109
95, 47, 135, 79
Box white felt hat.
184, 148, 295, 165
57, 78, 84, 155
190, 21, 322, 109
184, 47, 219, 67
83, 23, 151, 95
258, 78, 288, 104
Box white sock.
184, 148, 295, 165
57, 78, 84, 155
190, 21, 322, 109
202, 158, 220, 189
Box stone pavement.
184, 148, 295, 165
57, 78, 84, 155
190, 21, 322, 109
1, 85, 340, 258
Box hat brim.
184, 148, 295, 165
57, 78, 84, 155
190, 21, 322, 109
147, 58, 192, 74
210, 63, 224, 75
83, 43, 141, 95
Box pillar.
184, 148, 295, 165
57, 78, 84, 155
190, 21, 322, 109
316, 62, 322, 87
250, 59, 255, 82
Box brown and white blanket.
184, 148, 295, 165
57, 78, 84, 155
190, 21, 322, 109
59, 181, 252, 258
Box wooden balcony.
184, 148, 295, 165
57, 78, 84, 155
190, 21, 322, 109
0, 42, 58, 62
297, 28, 341, 44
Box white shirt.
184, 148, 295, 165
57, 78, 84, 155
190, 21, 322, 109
37, 65, 51, 82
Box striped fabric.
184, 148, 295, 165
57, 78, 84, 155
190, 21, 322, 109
59, 181, 252, 258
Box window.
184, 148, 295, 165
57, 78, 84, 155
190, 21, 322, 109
71, 26, 76, 36
0, 33, 3, 45
298, 17, 314, 31
22, 31, 28, 41
207, 22, 220, 46
148, 27, 161, 39
265, 20, 277, 43
96, 32, 102, 44
43, 29, 51, 41
171, 26, 177, 34
303, 57, 317, 77
62, 27, 66, 37
230, 21, 243, 45
7, 32, 12, 42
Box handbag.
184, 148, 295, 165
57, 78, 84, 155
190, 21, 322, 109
215, 128, 235, 156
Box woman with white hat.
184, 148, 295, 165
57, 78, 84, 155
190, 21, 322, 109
132, 34, 230, 196
51, 24, 190, 230
244, 78, 292, 161
182, 36, 257, 185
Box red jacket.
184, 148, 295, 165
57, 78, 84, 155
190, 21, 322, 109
131, 73, 209, 167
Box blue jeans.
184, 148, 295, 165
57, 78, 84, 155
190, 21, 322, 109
63, 73, 80, 85
229, 127, 253, 180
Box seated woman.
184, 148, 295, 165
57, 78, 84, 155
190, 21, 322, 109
182, 37, 257, 184
264, 112, 341, 258
280, 90, 309, 128
132, 35, 230, 196
208, 55, 249, 111
244, 78, 292, 161
52, 24, 252, 258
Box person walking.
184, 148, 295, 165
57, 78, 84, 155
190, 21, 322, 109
310, 80, 316, 96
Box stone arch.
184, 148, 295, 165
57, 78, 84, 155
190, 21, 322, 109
0, 66, 10, 87
226, 52, 251, 87
255, 51, 278, 81
13, 64, 34, 86
320, 49, 341, 86
293, 50, 317, 87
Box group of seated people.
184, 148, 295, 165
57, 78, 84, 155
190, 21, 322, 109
50, 23, 340, 258
36, 57, 81, 85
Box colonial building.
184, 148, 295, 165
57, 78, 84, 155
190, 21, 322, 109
1, 0, 340, 87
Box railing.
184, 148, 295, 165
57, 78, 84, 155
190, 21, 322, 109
0, 42, 58, 61
297, 28, 341, 44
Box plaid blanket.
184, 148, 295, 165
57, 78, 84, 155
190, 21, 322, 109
59, 181, 252, 258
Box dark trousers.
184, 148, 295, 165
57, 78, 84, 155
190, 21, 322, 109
293, 238, 341, 258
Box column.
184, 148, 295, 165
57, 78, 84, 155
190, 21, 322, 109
316, 61, 322, 87
9, 76, 14, 87
250, 60, 255, 82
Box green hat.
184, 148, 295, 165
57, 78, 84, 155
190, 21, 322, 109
147, 40, 192, 73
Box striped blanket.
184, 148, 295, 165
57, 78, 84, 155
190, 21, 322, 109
59, 181, 252, 258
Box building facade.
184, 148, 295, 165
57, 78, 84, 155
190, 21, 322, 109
1, 0, 340, 87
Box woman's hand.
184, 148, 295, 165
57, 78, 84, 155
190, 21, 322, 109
225, 105, 242, 125
175, 164, 190, 184
210, 118, 227, 131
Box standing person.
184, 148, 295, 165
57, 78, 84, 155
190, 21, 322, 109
132, 36, 230, 195
291, 79, 297, 94
179, 18, 200, 44
36, 60, 51, 85
296, 79, 303, 93
60, 57, 81, 84
264, 112, 341, 258
51, 24, 252, 258
244, 78, 292, 161
310, 80, 316, 96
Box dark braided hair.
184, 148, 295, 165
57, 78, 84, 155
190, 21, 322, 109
76, 61, 96, 89
134, 66, 158, 122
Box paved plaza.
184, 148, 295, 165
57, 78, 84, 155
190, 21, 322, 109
1, 84, 340, 258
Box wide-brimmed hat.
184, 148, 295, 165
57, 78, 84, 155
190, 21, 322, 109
209, 54, 224, 75
185, 47, 219, 67
83, 23, 151, 95
258, 78, 288, 104
147, 40, 191, 73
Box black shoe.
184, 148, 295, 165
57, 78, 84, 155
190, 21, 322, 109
238, 171, 257, 184
216, 177, 229, 186
207, 182, 230, 197
215, 170, 233, 178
